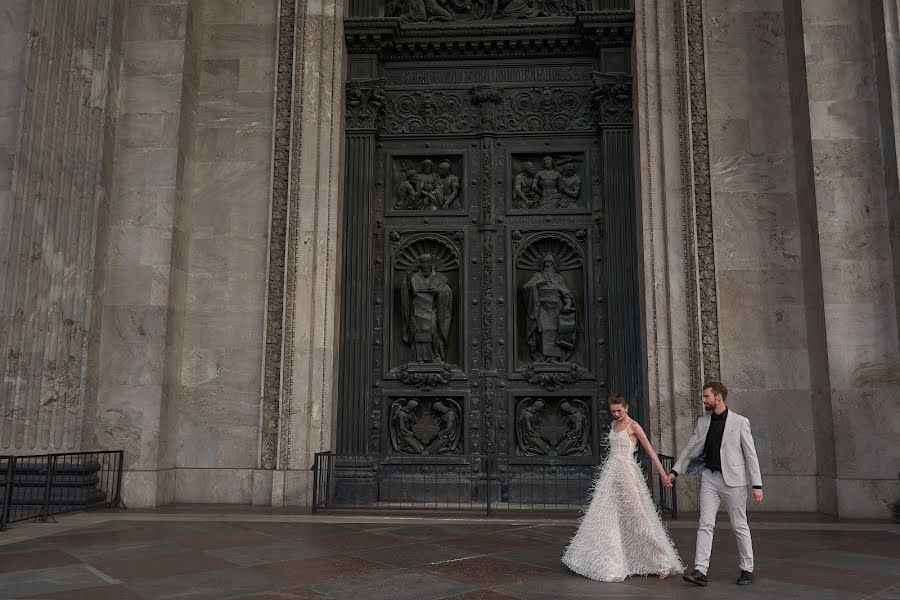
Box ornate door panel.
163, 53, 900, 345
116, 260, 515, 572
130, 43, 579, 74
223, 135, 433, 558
336, 3, 641, 506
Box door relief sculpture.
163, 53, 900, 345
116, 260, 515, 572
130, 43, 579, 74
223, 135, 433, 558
390, 235, 461, 390
514, 233, 588, 391
335, 0, 640, 506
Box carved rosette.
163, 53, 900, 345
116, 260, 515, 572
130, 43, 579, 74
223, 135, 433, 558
590, 72, 633, 124
346, 78, 387, 130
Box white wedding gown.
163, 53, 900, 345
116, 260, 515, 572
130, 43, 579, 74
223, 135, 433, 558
562, 425, 684, 581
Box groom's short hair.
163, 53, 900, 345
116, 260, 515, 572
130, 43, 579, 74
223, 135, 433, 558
703, 381, 728, 399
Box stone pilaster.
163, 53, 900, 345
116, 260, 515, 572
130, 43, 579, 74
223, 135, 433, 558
634, 0, 704, 511
85, 0, 188, 508
262, 0, 346, 506
800, 0, 900, 517
170, 0, 276, 504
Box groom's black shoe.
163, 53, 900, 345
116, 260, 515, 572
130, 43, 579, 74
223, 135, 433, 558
736, 570, 753, 585
683, 570, 708, 586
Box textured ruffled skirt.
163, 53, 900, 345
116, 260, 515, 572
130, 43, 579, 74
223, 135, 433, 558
561, 451, 684, 582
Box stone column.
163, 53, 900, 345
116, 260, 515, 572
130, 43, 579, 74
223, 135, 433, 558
0, 0, 120, 454
261, 0, 346, 506
0, 1, 32, 280
800, 0, 900, 517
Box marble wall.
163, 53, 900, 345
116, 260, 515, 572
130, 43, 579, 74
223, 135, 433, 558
85, 0, 188, 507
800, 0, 900, 516
86, 0, 277, 507
703, 0, 819, 511
170, 0, 276, 504
703, 0, 900, 516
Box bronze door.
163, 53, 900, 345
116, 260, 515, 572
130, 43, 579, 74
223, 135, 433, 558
336, 29, 642, 506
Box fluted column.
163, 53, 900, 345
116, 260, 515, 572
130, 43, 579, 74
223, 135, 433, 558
0, 0, 119, 453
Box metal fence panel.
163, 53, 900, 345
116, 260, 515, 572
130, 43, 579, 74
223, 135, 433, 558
313, 451, 677, 517
0, 451, 124, 531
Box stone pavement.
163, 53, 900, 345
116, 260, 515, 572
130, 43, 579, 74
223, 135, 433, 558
0, 511, 897, 600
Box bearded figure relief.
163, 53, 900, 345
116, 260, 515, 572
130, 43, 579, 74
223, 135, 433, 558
401, 253, 453, 364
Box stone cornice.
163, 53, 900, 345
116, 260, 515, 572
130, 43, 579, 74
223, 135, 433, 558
345, 11, 634, 57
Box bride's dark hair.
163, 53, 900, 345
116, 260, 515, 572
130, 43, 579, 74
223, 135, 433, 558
608, 393, 628, 407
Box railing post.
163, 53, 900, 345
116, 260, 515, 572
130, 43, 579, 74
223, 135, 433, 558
113, 450, 125, 509
39, 455, 58, 523
324, 453, 333, 509
1, 457, 15, 531
485, 455, 492, 516
312, 453, 320, 513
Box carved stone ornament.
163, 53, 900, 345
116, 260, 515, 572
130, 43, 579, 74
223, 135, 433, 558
397, 363, 453, 390
499, 88, 591, 132
512, 154, 583, 209
518, 238, 582, 361
518, 362, 586, 391
386, 0, 592, 22
390, 236, 460, 389
346, 78, 387, 129
384, 92, 472, 135
590, 72, 633, 124
389, 397, 462, 454
515, 397, 590, 456
393, 158, 462, 210
471, 86, 504, 132
514, 235, 586, 390
399, 248, 454, 364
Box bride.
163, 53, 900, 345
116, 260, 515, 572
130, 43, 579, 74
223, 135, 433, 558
562, 394, 684, 582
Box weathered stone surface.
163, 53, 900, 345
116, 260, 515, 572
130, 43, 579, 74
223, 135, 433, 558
0, 0, 896, 518
86, 0, 188, 508
0, 0, 117, 454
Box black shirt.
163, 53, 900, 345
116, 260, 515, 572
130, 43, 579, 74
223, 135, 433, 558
704, 409, 728, 473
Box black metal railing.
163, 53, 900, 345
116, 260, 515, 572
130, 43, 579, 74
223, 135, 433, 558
1, 451, 124, 531
313, 451, 676, 517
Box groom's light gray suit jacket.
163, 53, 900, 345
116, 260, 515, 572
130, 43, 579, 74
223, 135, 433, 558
672, 410, 763, 488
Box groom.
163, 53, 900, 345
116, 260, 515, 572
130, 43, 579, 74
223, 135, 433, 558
667, 381, 763, 586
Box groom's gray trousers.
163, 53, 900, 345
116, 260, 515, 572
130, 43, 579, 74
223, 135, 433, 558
696, 468, 754, 574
